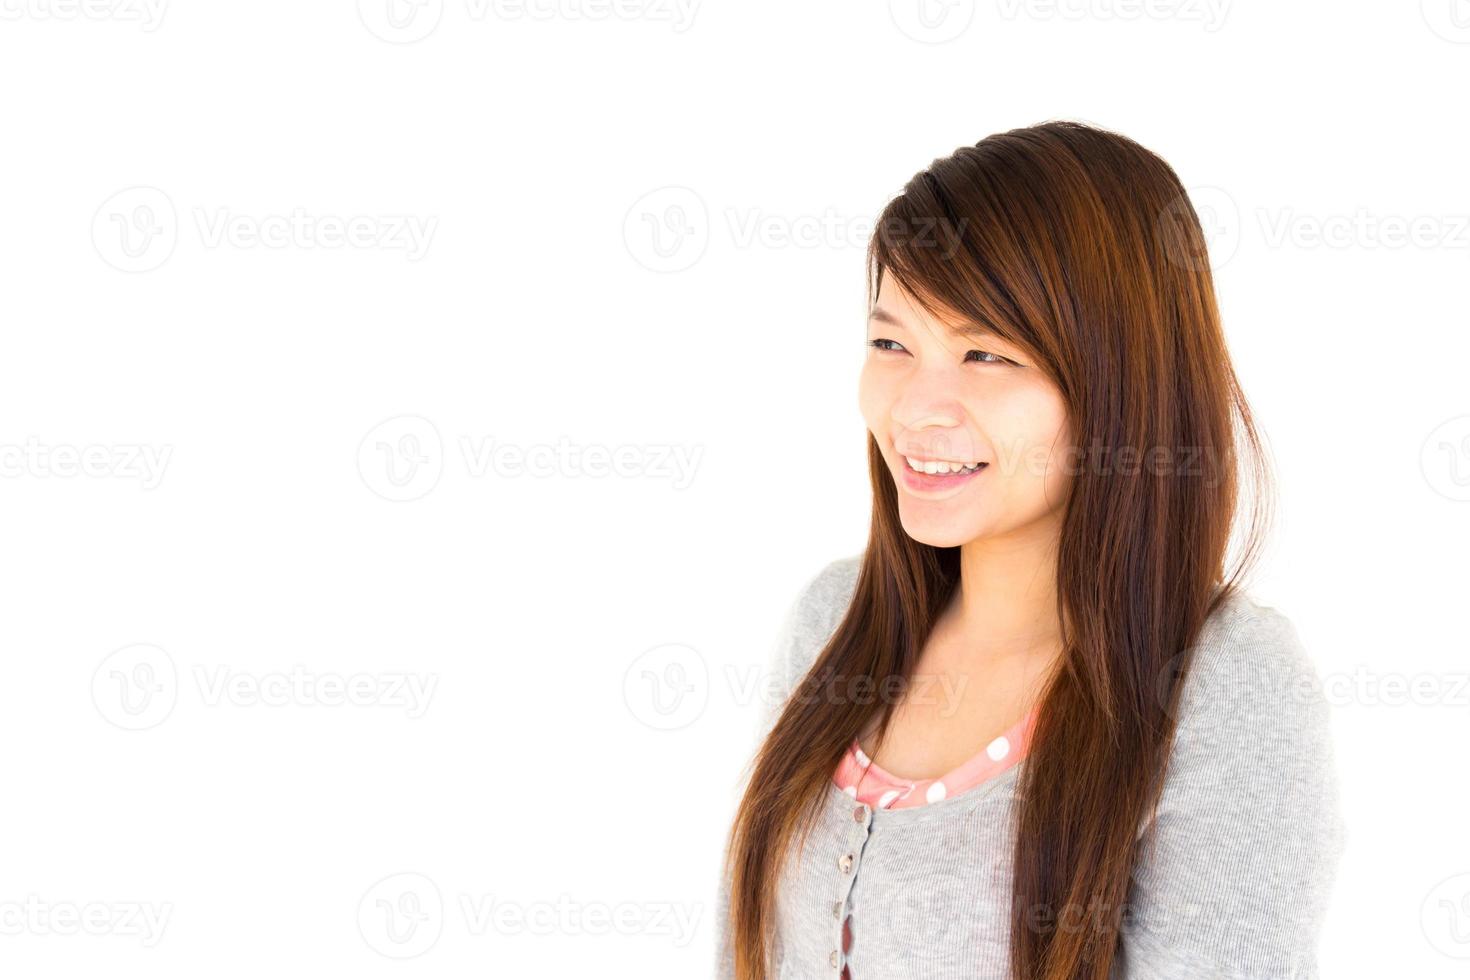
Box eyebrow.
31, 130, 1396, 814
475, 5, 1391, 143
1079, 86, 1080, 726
868, 305, 1003, 342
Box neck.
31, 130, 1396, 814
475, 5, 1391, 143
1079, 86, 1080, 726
949, 515, 1065, 659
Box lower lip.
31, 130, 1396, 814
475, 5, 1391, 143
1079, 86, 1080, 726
899, 461, 988, 494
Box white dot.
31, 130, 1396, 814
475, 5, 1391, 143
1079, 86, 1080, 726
986, 736, 1010, 761
843, 785, 857, 797
878, 790, 901, 808
854, 747, 870, 767
925, 781, 947, 803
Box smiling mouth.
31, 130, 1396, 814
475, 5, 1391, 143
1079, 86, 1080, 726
903, 456, 987, 476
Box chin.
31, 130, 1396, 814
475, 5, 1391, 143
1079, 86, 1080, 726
898, 513, 984, 550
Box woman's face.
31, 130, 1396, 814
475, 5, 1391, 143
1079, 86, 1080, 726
857, 275, 1074, 549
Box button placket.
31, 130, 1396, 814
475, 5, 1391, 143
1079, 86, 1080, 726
830, 801, 872, 971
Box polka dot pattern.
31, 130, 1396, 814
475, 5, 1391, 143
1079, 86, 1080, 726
832, 705, 1039, 811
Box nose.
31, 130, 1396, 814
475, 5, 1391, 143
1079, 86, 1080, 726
888, 347, 971, 429
891, 377, 965, 434
891, 378, 970, 459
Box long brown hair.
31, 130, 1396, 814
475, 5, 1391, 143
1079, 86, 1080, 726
721, 120, 1273, 979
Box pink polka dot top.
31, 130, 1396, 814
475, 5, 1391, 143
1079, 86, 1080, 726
832, 705, 1040, 809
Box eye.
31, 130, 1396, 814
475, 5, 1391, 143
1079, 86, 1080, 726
868, 339, 1014, 365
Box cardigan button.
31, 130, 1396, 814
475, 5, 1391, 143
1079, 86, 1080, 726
829, 950, 840, 969
838, 853, 854, 874
852, 804, 866, 822
832, 900, 843, 919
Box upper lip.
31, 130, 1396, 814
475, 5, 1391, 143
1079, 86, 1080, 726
898, 448, 985, 465
905, 455, 982, 464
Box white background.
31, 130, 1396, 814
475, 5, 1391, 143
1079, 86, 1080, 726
1, 1, 1467, 977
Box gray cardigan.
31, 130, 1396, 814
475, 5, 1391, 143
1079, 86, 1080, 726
715, 553, 1347, 979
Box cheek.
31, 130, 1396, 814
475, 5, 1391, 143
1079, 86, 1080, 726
1031, 402, 1074, 495
987, 385, 1070, 478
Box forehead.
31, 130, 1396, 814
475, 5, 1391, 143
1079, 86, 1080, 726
870, 274, 1007, 342
867, 300, 1003, 345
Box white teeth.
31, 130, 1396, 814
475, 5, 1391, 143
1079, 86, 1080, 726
905, 456, 983, 475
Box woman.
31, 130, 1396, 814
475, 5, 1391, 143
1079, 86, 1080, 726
715, 121, 1346, 979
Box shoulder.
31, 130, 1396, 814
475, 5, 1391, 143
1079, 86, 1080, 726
787, 552, 863, 640
1171, 589, 1337, 765
757, 552, 863, 732
1167, 587, 1344, 826
1122, 588, 1348, 975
